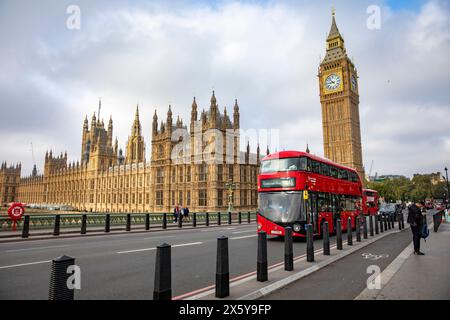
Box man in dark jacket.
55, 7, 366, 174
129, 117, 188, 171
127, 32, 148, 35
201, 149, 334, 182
407, 201, 425, 255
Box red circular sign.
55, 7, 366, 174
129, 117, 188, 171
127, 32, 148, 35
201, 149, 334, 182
8, 203, 24, 221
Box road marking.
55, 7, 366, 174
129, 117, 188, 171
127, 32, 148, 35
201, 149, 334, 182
232, 230, 256, 234
200, 227, 236, 232
0, 260, 52, 270
116, 242, 203, 254
142, 236, 176, 240
4, 245, 70, 253
173, 244, 338, 300
230, 234, 257, 240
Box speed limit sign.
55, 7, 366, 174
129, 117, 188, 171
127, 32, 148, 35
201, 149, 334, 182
7, 203, 25, 231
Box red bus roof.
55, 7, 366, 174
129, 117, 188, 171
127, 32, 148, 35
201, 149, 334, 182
262, 150, 359, 174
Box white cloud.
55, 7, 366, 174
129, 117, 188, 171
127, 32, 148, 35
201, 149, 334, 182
0, 0, 449, 178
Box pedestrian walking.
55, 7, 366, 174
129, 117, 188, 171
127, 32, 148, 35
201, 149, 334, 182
183, 206, 190, 220
407, 201, 425, 255
173, 204, 180, 223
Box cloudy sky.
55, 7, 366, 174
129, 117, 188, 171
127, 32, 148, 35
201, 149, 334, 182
0, 0, 449, 178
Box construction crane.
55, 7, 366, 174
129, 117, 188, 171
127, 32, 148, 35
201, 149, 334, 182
368, 160, 374, 180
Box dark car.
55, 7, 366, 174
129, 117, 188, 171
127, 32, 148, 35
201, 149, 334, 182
378, 203, 397, 220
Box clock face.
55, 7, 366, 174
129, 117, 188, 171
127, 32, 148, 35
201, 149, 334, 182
351, 75, 357, 90
325, 74, 341, 90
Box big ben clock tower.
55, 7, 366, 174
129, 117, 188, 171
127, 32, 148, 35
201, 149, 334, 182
319, 10, 365, 180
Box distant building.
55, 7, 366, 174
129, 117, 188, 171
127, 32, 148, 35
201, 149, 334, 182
8, 92, 261, 213
0, 162, 21, 206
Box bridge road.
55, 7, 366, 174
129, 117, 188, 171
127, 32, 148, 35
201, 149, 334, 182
1, 222, 312, 299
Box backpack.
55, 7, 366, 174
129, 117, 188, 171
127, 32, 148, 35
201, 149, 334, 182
421, 222, 429, 240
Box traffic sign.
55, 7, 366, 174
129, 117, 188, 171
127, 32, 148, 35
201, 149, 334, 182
7, 203, 25, 231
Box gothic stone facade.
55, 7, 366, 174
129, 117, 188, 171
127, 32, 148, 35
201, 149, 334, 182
0, 163, 21, 206
319, 13, 365, 180
15, 92, 260, 213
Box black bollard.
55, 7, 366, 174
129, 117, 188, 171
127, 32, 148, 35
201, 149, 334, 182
215, 236, 229, 298
323, 221, 330, 256
193, 212, 197, 227
363, 216, 368, 239
356, 217, 361, 242
48, 255, 75, 300
401, 213, 405, 229
307, 224, 314, 262
22, 215, 30, 238
398, 214, 402, 230
153, 243, 171, 300
284, 227, 294, 271
53, 215, 60, 236
347, 217, 353, 245
369, 215, 374, 236
145, 214, 150, 231
238, 212, 242, 224
81, 214, 87, 235
228, 212, 232, 225
206, 212, 209, 227
336, 219, 343, 250
248, 211, 251, 224
126, 214, 131, 231
162, 213, 167, 229
257, 231, 268, 282
391, 215, 395, 229
217, 212, 221, 225
105, 214, 110, 233
384, 215, 388, 231
380, 215, 384, 232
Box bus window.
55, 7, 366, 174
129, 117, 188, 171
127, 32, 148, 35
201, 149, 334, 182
330, 167, 338, 178
311, 160, 321, 174
339, 169, 348, 180
320, 163, 330, 176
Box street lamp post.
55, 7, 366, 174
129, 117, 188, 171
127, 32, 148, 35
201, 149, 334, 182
225, 179, 238, 213
444, 167, 449, 205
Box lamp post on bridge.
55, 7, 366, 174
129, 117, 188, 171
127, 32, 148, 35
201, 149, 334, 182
444, 167, 449, 206
225, 179, 238, 213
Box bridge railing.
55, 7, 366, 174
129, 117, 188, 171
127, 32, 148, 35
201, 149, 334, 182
0, 211, 258, 233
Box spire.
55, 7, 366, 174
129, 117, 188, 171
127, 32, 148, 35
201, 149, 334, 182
167, 105, 173, 131
210, 90, 217, 105
327, 8, 341, 41
135, 104, 140, 120
192, 97, 198, 110
233, 99, 240, 129
306, 144, 310, 153
108, 115, 113, 128
266, 145, 270, 156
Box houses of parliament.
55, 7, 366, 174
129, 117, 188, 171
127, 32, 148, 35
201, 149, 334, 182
0, 12, 365, 212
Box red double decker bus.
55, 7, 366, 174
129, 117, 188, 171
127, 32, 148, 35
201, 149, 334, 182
257, 151, 362, 237
362, 189, 379, 216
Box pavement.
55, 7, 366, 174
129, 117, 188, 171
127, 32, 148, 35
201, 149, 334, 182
356, 220, 450, 300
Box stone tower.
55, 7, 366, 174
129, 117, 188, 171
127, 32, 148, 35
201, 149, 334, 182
125, 105, 145, 164
319, 10, 364, 180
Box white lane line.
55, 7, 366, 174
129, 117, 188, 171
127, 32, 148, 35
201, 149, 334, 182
142, 236, 176, 240
0, 260, 52, 270
200, 227, 236, 232
117, 242, 203, 254
232, 230, 256, 234
230, 234, 257, 240
4, 245, 70, 253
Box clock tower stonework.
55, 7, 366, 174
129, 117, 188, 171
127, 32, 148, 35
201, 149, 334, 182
319, 11, 365, 180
